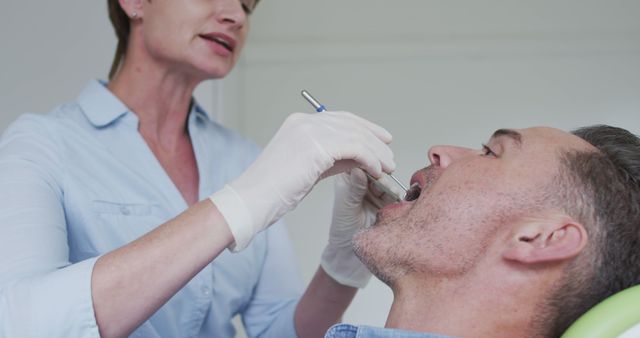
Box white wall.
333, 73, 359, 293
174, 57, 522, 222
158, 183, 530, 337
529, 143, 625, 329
2, 0, 640, 336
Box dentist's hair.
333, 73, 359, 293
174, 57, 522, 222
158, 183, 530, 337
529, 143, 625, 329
107, 0, 130, 79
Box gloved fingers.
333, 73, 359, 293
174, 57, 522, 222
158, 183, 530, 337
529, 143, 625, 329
339, 146, 384, 178
363, 199, 379, 226
294, 112, 396, 177
366, 176, 405, 208
321, 159, 357, 179
320, 126, 396, 178
344, 168, 369, 205
338, 115, 396, 174
369, 174, 405, 199
283, 111, 392, 151
382, 182, 405, 205
358, 132, 396, 174
323, 111, 393, 144
332, 170, 366, 209
364, 191, 384, 210
321, 154, 394, 182
320, 134, 395, 179
350, 167, 369, 187
312, 111, 392, 152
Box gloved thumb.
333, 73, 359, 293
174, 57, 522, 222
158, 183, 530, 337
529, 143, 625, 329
341, 168, 369, 206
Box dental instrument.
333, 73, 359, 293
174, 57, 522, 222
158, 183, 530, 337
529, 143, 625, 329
300, 90, 408, 202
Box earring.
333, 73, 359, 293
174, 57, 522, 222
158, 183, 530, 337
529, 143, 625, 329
131, 11, 138, 19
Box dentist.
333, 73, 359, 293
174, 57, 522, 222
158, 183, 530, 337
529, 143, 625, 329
0, 0, 394, 337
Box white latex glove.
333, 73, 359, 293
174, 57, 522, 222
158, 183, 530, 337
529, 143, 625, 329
321, 168, 402, 288
210, 112, 395, 252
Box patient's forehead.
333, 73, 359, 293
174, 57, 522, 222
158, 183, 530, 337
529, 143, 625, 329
511, 127, 597, 153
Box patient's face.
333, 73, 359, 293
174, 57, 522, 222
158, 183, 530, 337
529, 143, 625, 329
353, 127, 595, 285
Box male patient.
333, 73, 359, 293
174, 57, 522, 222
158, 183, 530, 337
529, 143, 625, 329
326, 125, 640, 338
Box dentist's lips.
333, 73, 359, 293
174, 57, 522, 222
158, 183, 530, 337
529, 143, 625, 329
199, 32, 236, 56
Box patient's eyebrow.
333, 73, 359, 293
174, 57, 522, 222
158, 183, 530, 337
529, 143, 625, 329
491, 129, 522, 147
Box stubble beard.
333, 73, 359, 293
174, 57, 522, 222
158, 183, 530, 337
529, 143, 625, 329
351, 192, 490, 287
350, 165, 496, 287
352, 215, 418, 287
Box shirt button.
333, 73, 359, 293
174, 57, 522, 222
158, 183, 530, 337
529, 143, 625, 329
120, 205, 131, 215
201, 285, 211, 296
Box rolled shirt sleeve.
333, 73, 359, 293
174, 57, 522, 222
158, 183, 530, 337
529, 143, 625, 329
0, 115, 100, 338
1, 258, 100, 338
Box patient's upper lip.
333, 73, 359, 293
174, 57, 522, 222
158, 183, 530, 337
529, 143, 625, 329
410, 170, 426, 190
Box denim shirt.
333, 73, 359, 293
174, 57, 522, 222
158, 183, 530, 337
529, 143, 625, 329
0, 80, 302, 338
325, 324, 455, 338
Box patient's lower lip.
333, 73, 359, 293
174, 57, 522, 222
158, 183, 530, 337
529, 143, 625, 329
381, 200, 409, 212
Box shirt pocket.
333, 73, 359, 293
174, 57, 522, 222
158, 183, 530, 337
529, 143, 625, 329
91, 200, 154, 216
80, 200, 169, 254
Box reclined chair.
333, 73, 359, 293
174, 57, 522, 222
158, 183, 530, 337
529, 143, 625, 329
563, 285, 640, 338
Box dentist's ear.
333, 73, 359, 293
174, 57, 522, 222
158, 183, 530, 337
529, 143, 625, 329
502, 214, 588, 264
119, 0, 144, 19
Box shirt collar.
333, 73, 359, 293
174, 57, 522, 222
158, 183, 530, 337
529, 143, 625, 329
326, 324, 455, 338
76, 79, 212, 127
76, 79, 129, 127
190, 99, 211, 124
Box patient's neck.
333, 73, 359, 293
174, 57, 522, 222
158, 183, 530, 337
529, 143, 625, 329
384, 269, 550, 338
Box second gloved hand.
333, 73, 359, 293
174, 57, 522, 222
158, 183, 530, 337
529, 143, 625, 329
321, 169, 403, 288
321, 169, 376, 288
210, 112, 395, 251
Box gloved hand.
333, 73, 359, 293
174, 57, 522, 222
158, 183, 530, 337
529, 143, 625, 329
210, 112, 395, 252
321, 168, 402, 288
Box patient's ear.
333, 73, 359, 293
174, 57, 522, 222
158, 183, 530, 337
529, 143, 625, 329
502, 214, 588, 264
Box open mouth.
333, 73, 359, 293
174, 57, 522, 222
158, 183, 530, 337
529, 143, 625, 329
200, 34, 234, 52
404, 182, 422, 202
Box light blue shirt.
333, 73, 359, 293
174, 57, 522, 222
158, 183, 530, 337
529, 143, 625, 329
0, 80, 302, 338
325, 324, 454, 338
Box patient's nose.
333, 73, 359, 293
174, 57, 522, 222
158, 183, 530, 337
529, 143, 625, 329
428, 145, 474, 168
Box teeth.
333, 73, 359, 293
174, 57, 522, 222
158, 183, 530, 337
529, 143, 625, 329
213, 37, 230, 48
204, 36, 232, 50
404, 183, 421, 202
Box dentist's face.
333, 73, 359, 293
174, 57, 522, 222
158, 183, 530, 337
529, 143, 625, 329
139, 0, 253, 80
353, 127, 595, 286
